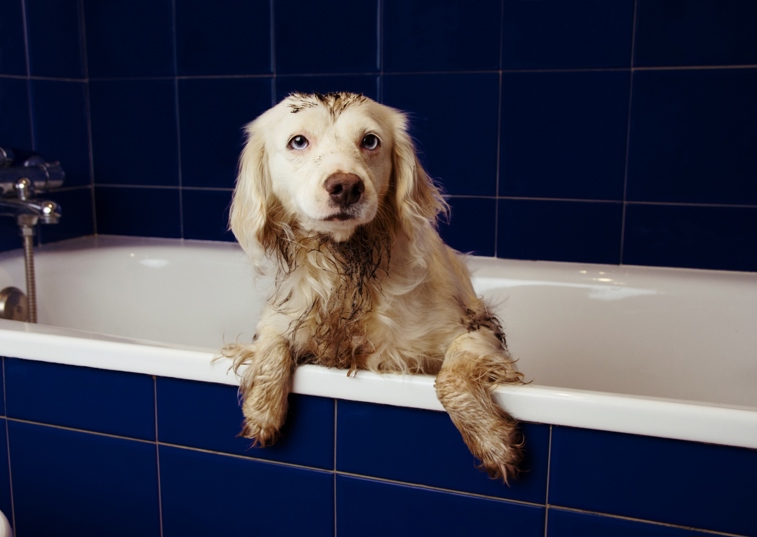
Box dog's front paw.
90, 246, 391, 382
240, 414, 283, 447
472, 424, 524, 484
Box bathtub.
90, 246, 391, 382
1, 234, 755, 449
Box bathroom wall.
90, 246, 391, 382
1, 0, 756, 271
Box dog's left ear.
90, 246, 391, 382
229, 116, 280, 269
390, 112, 449, 235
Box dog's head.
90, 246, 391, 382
230, 92, 446, 267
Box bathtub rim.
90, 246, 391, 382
1, 318, 756, 451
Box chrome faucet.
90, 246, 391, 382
0, 146, 64, 323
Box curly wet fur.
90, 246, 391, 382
224, 92, 525, 483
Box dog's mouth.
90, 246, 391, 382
324, 212, 356, 222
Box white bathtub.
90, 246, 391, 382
1, 235, 755, 449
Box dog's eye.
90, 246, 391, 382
361, 134, 380, 151
288, 135, 309, 151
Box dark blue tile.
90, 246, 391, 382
623, 203, 757, 272
276, 75, 379, 102
83, 0, 174, 78
337, 400, 549, 503
439, 197, 495, 256
500, 71, 630, 201
0, 358, 5, 415
498, 199, 622, 264
90, 79, 179, 186
90, 80, 179, 186
9, 421, 160, 537
0, 77, 32, 149
37, 187, 94, 244
634, 0, 757, 67
176, 0, 271, 76
384, 0, 501, 72
548, 508, 715, 537
181, 189, 234, 242
178, 77, 271, 189
25, 0, 84, 78
275, 0, 378, 75
30, 79, 90, 187
549, 426, 757, 536
157, 378, 334, 469
628, 69, 757, 205
0, 419, 10, 522
0, 223, 20, 253
337, 475, 545, 537
5, 358, 155, 439
0, 0, 27, 75
501, 0, 634, 70
95, 186, 181, 238
383, 73, 499, 196
160, 445, 333, 537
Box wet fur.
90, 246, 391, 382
223, 92, 524, 482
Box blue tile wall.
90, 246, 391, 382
1, 0, 756, 271
2, 357, 756, 535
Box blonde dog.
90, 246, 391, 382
224, 92, 524, 482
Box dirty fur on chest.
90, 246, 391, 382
269, 225, 391, 373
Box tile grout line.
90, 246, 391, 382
619, 0, 640, 265
153, 376, 164, 537
550, 506, 748, 537
543, 424, 553, 536
1, 359, 17, 534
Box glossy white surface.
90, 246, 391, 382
1, 236, 756, 449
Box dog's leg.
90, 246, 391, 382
222, 330, 293, 446
436, 330, 524, 483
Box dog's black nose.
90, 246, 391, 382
324, 173, 365, 207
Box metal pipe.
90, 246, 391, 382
20, 226, 37, 323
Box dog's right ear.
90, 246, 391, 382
229, 119, 278, 269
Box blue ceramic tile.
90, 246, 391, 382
634, 0, 757, 67
29, 79, 90, 187
9, 421, 160, 536
37, 187, 94, 244
0, 224, 20, 253
439, 197, 496, 256
0, 77, 32, 149
383, 0, 501, 73
276, 75, 379, 102
95, 186, 181, 238
500, 71, 630, 201
549, 426, 757, 536
0, 0, 27, 75
181, 189, 234, 242
383, 73, 499, 196
627, 69, 757, 205
160, 445, 334, 537
0, 358, 5, 416
337, 475, 545, 537
501, 0, 634, 70
157, 378, 334, 469
83, 0, 174, 78
0, 419, 10, 526
548, 508, 715, 537
498, 199, 622, 264
25, 0, 84, 78
623, 203, 757, 272
5, 358, 155, 440
176, 0, 271, 76
90, 79, 179, 186
337, 400, 549, 504
275, 0, 378, 75
178, 77, 271, 189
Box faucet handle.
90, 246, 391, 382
14, 177, 35, 201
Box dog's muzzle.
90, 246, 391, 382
324, 172, 365, 209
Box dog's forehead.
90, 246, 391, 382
274, 92, 391, 136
